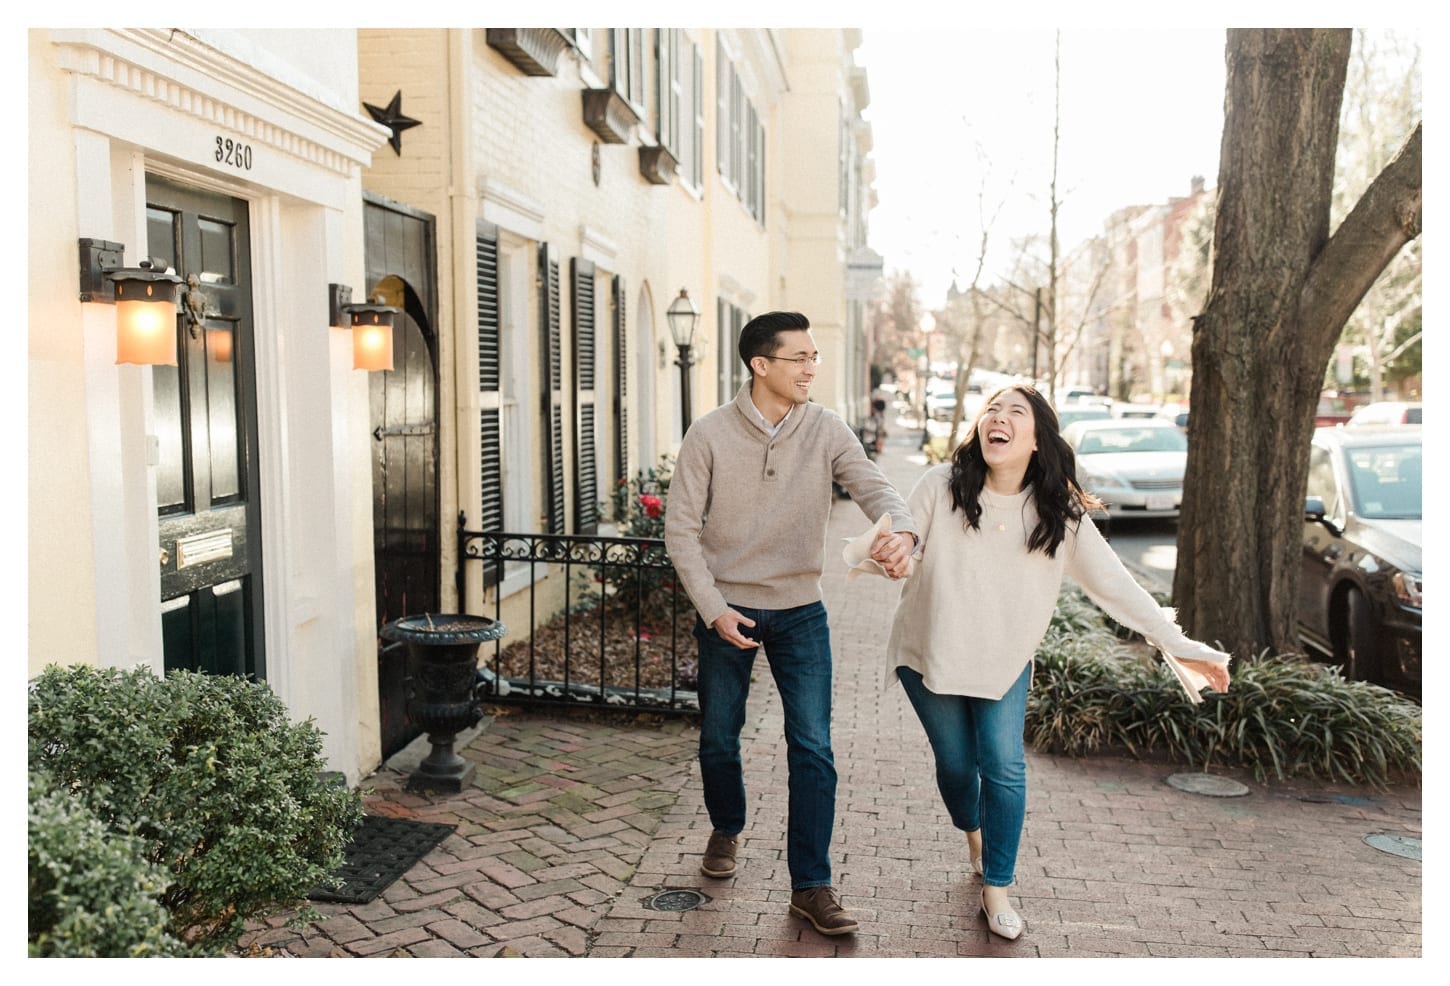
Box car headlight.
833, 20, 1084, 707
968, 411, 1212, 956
1080, 467, 1128, 492
1391, 572, 1422, 608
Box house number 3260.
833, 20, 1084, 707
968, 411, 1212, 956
215, 137, 253, 170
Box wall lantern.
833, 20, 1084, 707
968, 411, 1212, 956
344, 294, 400, 372
79, 238, 183, 366
666, 288, 701, 432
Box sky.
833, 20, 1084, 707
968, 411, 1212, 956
856, 28, 1230, 305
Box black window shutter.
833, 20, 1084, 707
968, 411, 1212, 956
612, 275, 628, 488
539, 244, 565, 535
572, 258, 598, 535
476, 223, 504, 552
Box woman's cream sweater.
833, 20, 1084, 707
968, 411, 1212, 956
886, 463, 1228, 700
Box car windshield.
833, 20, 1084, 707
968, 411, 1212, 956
1348, 445, 1421, 519
1075, 426, 1187, 455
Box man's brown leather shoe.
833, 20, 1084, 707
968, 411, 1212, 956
789, 885, 859, 935
700, 830, 739, 878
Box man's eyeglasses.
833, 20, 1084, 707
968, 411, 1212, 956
762, 354, 822, 367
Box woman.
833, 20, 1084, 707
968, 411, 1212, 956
875, 384, 1231, 940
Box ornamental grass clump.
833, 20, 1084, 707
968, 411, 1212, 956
28, 665, 363, 955
1027, 588, 1421, 788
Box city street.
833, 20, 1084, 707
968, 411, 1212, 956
236, 429, 1422, 959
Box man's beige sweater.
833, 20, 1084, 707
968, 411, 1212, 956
886, 464, 1229, 699
664, 383, 917, 628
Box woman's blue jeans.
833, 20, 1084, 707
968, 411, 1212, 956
896, 662, 1030, 888
695, 601, 835, 890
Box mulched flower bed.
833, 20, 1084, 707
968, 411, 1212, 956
485, 603, 699, 691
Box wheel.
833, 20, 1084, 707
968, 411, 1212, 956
1342, 588, 1381, 684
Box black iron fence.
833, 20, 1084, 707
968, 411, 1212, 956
457, 516, 700, 714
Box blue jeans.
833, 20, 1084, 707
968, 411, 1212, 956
896, 662, 1030, 888
695, 601, 835, 890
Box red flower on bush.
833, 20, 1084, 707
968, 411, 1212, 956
639, 494, 664, 519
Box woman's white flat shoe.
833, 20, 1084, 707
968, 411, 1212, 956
981, 892, 1023, 940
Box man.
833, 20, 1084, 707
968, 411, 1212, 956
664, 311, 918, 936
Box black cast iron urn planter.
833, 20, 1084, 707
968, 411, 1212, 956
381, 613, 508, 792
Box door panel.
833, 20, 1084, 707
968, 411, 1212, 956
363, 197, 440, 760
147, 175, 263, 678
370, 309, 438, 627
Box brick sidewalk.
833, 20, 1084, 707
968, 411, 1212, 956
238, 432, 1422, 958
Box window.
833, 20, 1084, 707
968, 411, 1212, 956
1306, 446, 1339, 519
715, 39, 766, 226
716, 37, 731, 184
717, 299, 750, 404
612, 29, 646, 114
655, 30, 703, 191
657, 29, 680, 155
691, 47, 704, 188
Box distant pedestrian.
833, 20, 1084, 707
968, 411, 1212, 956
868, 383, 1231, 939
664, 311, 918, 937
860, 397, 888, 457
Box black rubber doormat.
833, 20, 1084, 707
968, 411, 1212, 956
309, 814, 456, 904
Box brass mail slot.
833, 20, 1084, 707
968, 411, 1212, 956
175, 529, 233, 569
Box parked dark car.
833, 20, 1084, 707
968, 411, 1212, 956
1299, 426, 1421, 696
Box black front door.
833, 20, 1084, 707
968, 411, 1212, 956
148, 175, 264, 678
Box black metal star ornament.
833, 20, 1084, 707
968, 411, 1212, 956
364, 90, 421, 155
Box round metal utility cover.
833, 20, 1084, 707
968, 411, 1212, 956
1166, 773, 1249, 797
1364, 834, 1422, 861
642, 889, 709, 912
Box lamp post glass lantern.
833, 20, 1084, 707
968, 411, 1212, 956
667, 288, 701, 432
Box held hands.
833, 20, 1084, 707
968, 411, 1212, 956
869, 530, 916, 580
711, 609, 759, 650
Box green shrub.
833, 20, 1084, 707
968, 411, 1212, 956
29, 771, 191, 957
28, 665, 363, 953
1028, 588, 1422, 787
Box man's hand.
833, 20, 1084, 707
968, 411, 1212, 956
711, 609, 759, 649
870, 530, 916, 580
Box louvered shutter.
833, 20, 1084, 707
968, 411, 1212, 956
612, 275, 628, 487
572, 258, 598, 535
476, 222, 503, 550
539, 245, 565, 535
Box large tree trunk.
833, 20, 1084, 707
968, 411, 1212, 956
1174, 29, 1421, 659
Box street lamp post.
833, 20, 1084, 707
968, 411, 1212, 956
667, 288, 701, 434
918, 312, 935, 449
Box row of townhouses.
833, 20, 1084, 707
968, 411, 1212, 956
28, 28, 881, 782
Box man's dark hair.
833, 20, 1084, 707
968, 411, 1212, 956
738, 311, 811, 374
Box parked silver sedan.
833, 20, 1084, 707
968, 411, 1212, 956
1061, 418, 1187, 519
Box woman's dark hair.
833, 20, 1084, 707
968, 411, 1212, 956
947, 384, 1102, 556
738, 311, 811, 374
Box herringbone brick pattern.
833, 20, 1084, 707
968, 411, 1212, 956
237, 433, 1421, 959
